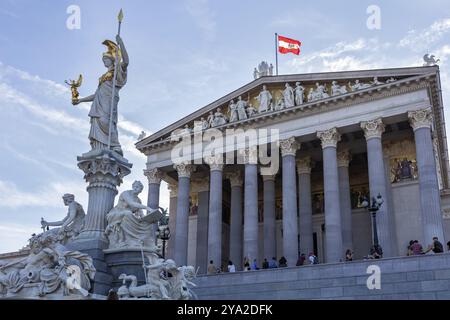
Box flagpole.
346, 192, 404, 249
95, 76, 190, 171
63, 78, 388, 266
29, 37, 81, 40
107, 9, 124, 151
275, 33, 279, 76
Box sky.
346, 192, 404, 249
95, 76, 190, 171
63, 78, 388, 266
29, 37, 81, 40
0, 0, 450, 253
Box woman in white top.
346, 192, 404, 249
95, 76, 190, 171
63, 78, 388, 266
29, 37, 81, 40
227, 260, 236, 272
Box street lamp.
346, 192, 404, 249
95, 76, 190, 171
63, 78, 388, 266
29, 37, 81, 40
362, 193, 384, 258
156, 218, 171, 260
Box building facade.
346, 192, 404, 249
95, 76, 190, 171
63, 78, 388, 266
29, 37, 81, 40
136, 66, 450, 273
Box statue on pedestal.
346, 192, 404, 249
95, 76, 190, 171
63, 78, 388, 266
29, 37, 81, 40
236, 96, 248, 121
105, 181, 163, 250
228, 99, 238, 122
40, 193, 85, 244
72, 35, 129, 156
294, 82, 305, 105
283, 83, 295, 108
256, 85, 273, 113
117, 255, 197, 300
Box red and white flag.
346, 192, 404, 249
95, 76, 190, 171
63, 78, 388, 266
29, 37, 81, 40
278, 35, 301, 55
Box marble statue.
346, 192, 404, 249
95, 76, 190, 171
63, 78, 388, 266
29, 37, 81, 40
423, 54, 440, 66
370, 77, 384, 86
199, 117, 209, 130
273, 96, 285, 111
236, 96, 248, 121
331, 81, 348, 96
0, 232, 95, 298
307, 88, 314, 102
105, 181, 163, 249
283, 83, 295, 108
256, 85, 273, 113
246, 104, 257, 118
309, 82, 329, 101
253, 68, 259, 80
258, 61, 269, 77
386, 77, 397, 83
73, 35, 129, 156
294, 82, 305, 105
349, 79, 371, 91
269, 63, 274, 76
211, 108, 228, 127
229, 99, 238, 122
182, 124, 192, 136
207, 111, 215, 128
40, 194, 85, 245
117, 255, 196, 300
137, 131, 146, 140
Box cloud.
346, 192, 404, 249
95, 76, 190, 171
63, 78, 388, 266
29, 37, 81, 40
399, 18, 450, 52
0, 180, 88, 209
184, 0, 216, 41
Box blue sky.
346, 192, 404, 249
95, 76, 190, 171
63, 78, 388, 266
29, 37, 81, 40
1, 0, 450, 253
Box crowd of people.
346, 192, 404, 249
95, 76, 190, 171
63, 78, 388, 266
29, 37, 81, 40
205, 236, 450, 275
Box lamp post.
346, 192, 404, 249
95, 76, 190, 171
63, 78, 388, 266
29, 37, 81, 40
157, 224, 171, 260
362, 193, 384, 257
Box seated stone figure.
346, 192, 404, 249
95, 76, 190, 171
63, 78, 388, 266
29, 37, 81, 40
105, 180, 161, 249
41, 193, 85, 244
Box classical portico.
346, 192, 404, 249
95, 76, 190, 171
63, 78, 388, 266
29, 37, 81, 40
136, 66, 450, 272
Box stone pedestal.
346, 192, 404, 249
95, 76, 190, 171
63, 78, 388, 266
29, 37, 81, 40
68, 149, 132, 295
104, 248, 154, 290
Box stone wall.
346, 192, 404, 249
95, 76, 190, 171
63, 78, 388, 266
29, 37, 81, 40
193, 253, 450, 300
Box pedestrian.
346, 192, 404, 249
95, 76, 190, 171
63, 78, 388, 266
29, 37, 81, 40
106, 289, 119, 300
207, 260, 217, 275
279, 256, 287, 267
269, 257, 278, 268
410, 240, 423, 255
308, 252, 318, 264
345, 249, 353, 261
296, 253, 306, 266
407, 240, 414, 256
227, 260, 236, 273
425, 236, 444, 254
262, 258, 269, 269
251, 259, 259, 270
243, 256, 251, 271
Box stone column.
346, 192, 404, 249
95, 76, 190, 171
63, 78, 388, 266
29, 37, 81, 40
174, 163, 195, 266
262, 174, 276, 261
317, 128, 343, 263
297, 157, 314, 256
408, 108, 445, 243
361, 118, 397, 257
167, 183, 178, 260
206, 156, 224, 271
144, 168, 163, 244
337, 151, 353, 251
280, 137, 300, 266
241, 148, 259, 264
193, 179, 209, 274
226, 171, 243, 270
77, 152, 132, 242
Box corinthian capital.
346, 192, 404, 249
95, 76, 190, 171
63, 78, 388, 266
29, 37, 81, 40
317, 128, 341, 149
296, 157, 313, 174
204, 155, 224, 171
239, 147, 258, 164
337, 151, 352, 167
191, 177, 210, 193
225, 171, 243, 187
143, 168, 163, 184
174, 163, 195, 178
279, 137, 300, 157
360, 118, 385, 140
408, 108, 433, 131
